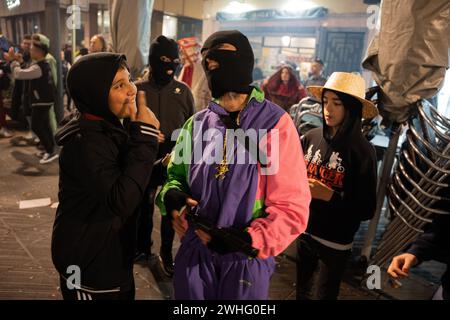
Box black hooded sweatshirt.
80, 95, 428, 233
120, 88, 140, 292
51, 53, 159, 290
301, 91, 377, 245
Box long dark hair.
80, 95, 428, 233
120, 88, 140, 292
267, 66, 300, 93
322, 89, 363, 143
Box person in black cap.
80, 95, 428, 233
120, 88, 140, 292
6, 40, 58, 164
304, 57, 327, 89
51, 53, 161, 300
135, 35, 194, 277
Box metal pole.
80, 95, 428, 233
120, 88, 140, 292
72, 0, 76, 64
46, 0, 64, 124
360, 122, 403, 262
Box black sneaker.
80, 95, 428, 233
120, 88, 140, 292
10, 136, 30, 147
159, 253, 174, 278
134, 252, 150, 263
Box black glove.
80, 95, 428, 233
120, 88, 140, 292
207, 227, 253, 255
164, 189, 189, 218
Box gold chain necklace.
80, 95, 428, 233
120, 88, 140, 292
215, 129, 229, 180
214, 110, 243, 180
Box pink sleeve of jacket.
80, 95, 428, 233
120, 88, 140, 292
247, 113, 311, 259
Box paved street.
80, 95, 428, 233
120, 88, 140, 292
0, 133, 444, 300
0, 133, 298, 300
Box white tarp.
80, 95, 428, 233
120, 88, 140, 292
363, 0, 450, 122
109, 0, 153, 77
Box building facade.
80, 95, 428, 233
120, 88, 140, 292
151, 0, 203, 41
0, 0, 109, 49
202, 0, 379, 82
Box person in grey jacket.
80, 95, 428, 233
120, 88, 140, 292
6, 40, 57, 164
135, 35, 194, 276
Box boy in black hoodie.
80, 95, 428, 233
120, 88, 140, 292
297, 72, 378, 300
51, 53, 160, 300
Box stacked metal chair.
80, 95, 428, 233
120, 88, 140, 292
289, 98, 323, 137
371, 99, 450, 268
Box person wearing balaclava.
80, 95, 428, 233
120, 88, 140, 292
156, 30, 311, 299
51, 53, 161, 300
134, 35, 194, 277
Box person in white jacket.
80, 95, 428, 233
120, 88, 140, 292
177, 37, 211, 112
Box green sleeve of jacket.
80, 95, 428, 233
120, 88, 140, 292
46, 54, 57, 86
156, 116, 194, 216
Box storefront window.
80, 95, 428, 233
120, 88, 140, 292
259, 35, 317, 80
162, 14, 178, 39
98, 9, 110, 35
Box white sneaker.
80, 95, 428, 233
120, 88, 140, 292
0, 128, 14, 138
39, 152, 59, 165
35, 151, 46, 158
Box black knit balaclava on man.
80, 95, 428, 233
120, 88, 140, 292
149, 35, 180, 86
201, 30, 254, 99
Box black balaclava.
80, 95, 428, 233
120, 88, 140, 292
149, 35, 179, 86
201, 30, 254, 99
67, 52, 127, 126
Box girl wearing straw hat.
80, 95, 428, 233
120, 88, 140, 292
297, 72, 378, 300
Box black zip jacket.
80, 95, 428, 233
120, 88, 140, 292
30, 60, 56, 107
51, 114, 158, 290
136, 77, 194, 185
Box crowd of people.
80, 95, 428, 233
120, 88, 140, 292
0, 33, 113, 162
0, 28, 447, 301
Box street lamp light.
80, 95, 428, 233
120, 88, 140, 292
223, 1, 254, 14
282, 0, 318, 12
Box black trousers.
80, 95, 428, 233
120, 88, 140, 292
59, 277, 135, 300
136, 186, 175, 257
31, 106, 55, 154
64, 90, 72, 111
10, 80, 23, 122
296, 234, 351, 300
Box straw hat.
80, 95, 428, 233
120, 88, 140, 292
307, 72, 379, 119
